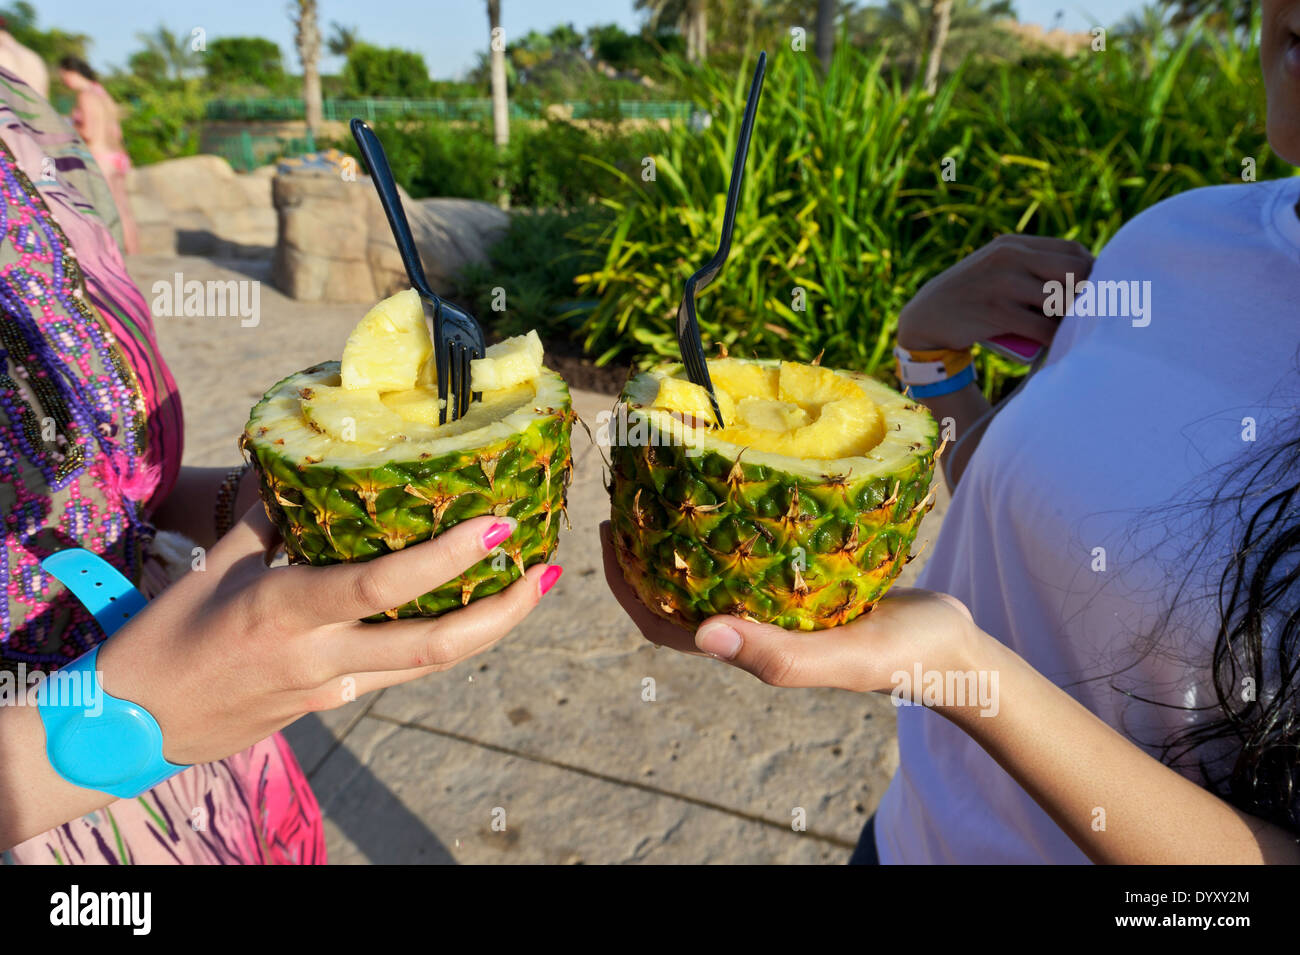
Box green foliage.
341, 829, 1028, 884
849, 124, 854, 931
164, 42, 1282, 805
342, 43, 432, 98
332, 117, 499, 199
849, 0, 1022, 76
205, 37, 285, 89
112, 79, 206, 164
2, 1, 88, 64
326, 22, 359, 58
326, 115, 659, 209
126, 49, 168, 83
456, 208, 611, 339
571, 30, 1287, 397
133, 24, 203, 81
588, 22, 685, 70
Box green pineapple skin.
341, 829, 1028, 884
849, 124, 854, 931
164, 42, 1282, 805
609, 399, 939, 633
244, 366, 573, 622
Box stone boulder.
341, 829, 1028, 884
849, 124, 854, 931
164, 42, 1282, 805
126, 154, 277, 257
272, 163, 509, 304
368, 197, 510, 300
271, 167, 377, 303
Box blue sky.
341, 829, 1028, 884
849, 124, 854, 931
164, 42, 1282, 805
50, 0, 1145, 79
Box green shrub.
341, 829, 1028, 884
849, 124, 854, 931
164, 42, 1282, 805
114, 80, 206, 165
327, 114, 660, 209
342, 43, 433, 98
571, 29, 1289, 397
456, 207, 611, 340
205, 37, 285, 89
326, 118, 500, 199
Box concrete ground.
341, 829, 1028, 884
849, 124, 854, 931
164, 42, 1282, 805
128, 253, 950, 864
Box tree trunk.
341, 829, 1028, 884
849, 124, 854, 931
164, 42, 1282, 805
488, 0, 510, 209
922, 0, 952, 95
294, 0, 323, 142
815, 0, 835, 72
686, 0, 707, 64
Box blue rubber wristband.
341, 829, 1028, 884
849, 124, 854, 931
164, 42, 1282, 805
37, 549, 187, 798
905, 363, 976, 398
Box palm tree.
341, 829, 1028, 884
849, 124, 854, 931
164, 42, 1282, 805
816, 0, 836, 70
922, 0, 953, 94
291, 0, 323, 143
1161, 0, 1253, 37
326, 21, 359, 57
487, 0, 509, 209
636, 0, 709, 63
134, 25, 201, 80
853, 0, 1016, 83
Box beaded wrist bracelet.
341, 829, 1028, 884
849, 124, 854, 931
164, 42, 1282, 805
214, 462, 252, 539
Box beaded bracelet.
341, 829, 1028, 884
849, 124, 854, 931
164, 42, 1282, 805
214, 462, 252, 539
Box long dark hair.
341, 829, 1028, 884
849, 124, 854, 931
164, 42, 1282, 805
1157, 428, 1300, 835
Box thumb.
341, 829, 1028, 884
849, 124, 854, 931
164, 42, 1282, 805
694, 615, 836, 688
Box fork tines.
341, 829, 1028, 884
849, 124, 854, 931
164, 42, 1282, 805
435, 302, 485, 425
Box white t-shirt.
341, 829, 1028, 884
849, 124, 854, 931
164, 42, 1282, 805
874, 176, 1300, 864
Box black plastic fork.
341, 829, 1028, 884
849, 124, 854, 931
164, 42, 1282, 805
676, 51, 767, 429
350, 118, 484, 424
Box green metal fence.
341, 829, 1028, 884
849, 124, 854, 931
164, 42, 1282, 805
206, 129, 318, 172
205, 97, 692, 122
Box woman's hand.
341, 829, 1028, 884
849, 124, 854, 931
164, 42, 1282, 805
100, 508, 559, 767
600, 523, 980, 697
896, 234, 1094, 352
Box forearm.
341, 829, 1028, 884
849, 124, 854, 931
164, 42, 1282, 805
0, 703, 117, 851
150, 465, 259, 549
943, 632, 1300, 864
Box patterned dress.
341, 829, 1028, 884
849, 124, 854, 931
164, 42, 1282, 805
0, 70, 325, 864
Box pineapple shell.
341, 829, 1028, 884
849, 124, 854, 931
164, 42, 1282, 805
609, 360, 940, 631
243, 361, 574, 621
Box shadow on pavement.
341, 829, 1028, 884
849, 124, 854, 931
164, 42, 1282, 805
281, 712, 458, 865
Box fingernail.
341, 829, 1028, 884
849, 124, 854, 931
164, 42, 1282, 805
696, 622, 741, 660
482, 519, 515, 550
538, 564, 563, 597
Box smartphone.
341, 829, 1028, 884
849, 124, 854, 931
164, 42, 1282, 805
979, 333, 1043, 365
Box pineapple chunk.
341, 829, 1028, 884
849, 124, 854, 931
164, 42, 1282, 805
300, 384, 438, 446
778, 361, 863, 406
470, 330, 544, 392
720, 398, 884, 459
648, 358, 885, 459
735, 397, 810, 432
341, 290, 432, 392
379, 386, 446, 424
650, 376, 736, 427
707, 359, 778, 400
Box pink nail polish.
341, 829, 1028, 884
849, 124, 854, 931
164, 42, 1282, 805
538, 564, 563, 596
482, 520, 514, 550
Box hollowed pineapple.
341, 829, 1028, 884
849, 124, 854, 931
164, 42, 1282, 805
609, 358, 940, 631
243, 291, 573, 620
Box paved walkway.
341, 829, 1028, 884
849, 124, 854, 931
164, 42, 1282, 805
128, 253, 950, 864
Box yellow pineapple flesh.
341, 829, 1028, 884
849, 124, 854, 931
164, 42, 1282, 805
341, 289, 432, 392
648, 359, 886, 460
